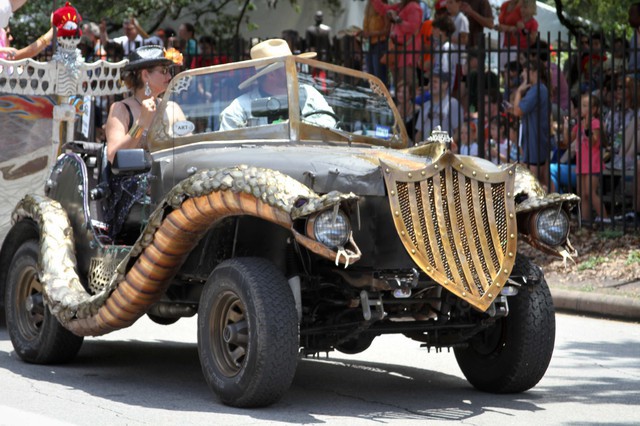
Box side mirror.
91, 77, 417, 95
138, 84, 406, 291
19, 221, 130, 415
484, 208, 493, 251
111, 149, 152, 176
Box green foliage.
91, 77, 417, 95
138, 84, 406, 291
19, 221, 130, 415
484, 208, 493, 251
9, 0, 51, 47
626, 250, 640, 266
577, 255, 608, 271
543, 0, 636, 36
8, 0, 341, 48
598, 230, 624, 239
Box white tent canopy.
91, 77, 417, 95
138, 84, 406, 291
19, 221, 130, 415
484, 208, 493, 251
238, 1, 570, 45
238, 1, 367, 40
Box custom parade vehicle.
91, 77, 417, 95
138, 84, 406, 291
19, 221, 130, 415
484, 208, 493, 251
0, 37, 578, 407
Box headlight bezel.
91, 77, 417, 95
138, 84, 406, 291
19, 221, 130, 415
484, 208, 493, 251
529, 208, 570, 247
305, 209, 351, 250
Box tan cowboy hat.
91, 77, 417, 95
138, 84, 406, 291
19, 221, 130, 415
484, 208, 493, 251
238, 38, 316, 90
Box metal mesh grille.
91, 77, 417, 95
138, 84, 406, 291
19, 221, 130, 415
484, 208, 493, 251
466, 178, 494, 291
414, 182, 436, 266
492, 183, 508, 252
395, 167, 510, 297
397, 182, 418, 248
88, 248, 129, 294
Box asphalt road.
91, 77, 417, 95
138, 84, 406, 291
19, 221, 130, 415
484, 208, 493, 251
0, 313, 638, 425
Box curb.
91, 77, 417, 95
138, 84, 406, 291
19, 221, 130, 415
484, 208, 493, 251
551, 288, 640, 321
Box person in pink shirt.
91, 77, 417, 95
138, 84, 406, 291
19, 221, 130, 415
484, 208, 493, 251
0, 26, 14, 59
565, 94, 608, 223
0, 24, 54, 60
372, 0, 422, 86
0, 0, 26, 59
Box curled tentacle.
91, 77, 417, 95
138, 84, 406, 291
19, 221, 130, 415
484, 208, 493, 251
13, 165, 360, 336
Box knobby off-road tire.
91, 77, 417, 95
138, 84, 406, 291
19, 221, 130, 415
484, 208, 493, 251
197, 257, 299, 408
5, 226, 84, 364
454, 255, 555, 393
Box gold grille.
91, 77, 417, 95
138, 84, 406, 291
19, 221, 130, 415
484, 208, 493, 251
382, 153, 517, 312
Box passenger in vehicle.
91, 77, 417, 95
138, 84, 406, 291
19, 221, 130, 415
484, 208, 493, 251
105, 45, 173, 161
219, 38, 337, 131
103, 45, 182, 240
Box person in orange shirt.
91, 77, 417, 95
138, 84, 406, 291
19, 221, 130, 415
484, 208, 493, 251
419, 0, 448, 83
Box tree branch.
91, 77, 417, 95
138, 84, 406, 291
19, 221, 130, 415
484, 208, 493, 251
235, 0, 252, 39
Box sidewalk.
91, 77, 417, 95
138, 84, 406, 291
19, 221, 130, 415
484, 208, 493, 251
549, 282, 640, 322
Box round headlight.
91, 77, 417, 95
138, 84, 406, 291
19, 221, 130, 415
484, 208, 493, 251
309, 210, 351, 249
535, 209, 569, 246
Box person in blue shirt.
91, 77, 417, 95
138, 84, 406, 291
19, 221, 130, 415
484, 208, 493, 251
513, 57, 550, 187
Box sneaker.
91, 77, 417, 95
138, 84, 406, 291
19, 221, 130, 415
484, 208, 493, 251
593, 216, 612, 224
613, 212, 639, 222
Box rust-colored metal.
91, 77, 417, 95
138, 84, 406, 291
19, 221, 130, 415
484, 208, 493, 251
381, 152, 518, 312
61, 186, 356, 336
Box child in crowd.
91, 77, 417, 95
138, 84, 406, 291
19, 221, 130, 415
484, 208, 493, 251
456, 120, 478, 156
564, 93, 608, 223
488, 115, 519, 164
503, 61, 522, 105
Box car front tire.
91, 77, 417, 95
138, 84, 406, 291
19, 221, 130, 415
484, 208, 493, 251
197, 257, 299, 407
454, 255, 555, 393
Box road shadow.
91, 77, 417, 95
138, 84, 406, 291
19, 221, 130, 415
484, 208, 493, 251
1, 316, 639, 423
537, 338, 640, 404
0, 330, 546, 423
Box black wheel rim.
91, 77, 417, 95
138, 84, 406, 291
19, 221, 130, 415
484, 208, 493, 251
209, 290, 249, 377
15, 264, 44, 341
469, 319, 506, 356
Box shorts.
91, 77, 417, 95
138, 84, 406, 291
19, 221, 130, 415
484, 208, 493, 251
0, 0, 12, 29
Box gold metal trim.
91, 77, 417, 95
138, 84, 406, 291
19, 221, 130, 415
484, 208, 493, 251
382, 152, 518, 312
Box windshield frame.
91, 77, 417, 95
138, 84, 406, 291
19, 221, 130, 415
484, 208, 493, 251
147, 55, 408, 153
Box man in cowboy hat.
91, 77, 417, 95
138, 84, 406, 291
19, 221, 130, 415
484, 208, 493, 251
219, 38, 336, 131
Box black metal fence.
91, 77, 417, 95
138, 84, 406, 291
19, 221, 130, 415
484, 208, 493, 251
77, 30, 640, 230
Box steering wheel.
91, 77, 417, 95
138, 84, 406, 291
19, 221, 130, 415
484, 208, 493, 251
302, 109, 341, 127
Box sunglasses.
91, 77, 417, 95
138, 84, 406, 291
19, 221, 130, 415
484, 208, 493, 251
153, 67, 170, 75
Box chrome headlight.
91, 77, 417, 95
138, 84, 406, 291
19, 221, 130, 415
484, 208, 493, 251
532, 208, 569, 246
307, 209, 351, 249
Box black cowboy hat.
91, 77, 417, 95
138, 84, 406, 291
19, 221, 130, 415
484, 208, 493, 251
123, 45, 173, 71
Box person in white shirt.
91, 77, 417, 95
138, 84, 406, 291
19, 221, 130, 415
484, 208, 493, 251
415, 70, 460, 144
220, 39, 337, 131
100, 17, 144, 56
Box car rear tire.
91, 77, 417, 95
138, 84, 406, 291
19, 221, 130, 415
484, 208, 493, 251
5, 229, 84, 364
197, 257, 299, 408
454, 255, 555, 393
